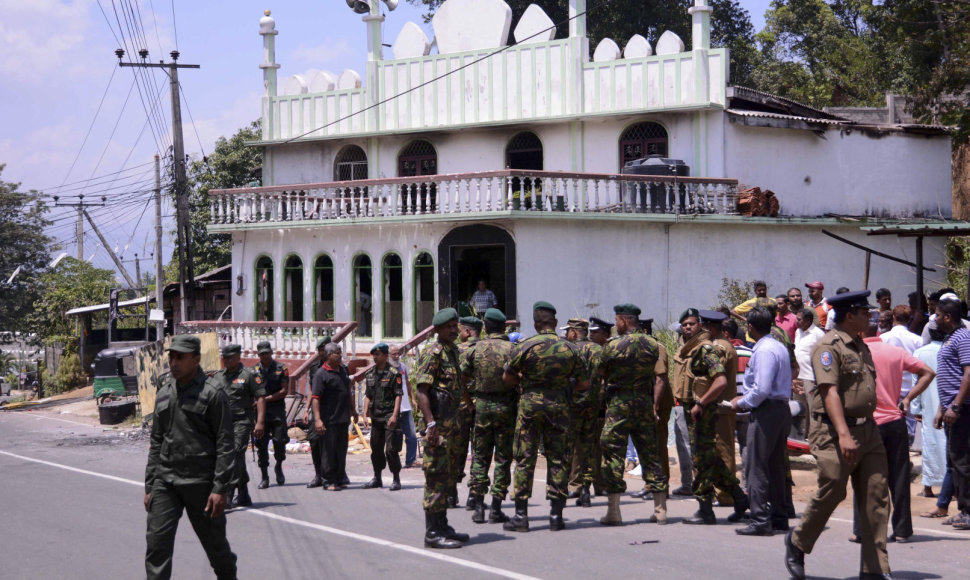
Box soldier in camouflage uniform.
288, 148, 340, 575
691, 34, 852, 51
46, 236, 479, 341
586, 317, 614, 496
211, 343, 266, 508
460, 308, 515, 524
705, 316, 743, 512
451, 316, 481, 509
672, 309, 749, 525
598, 304, 669, 526
502, 301, 589, 532
412, 308, 469, 549
563, 318, 600, 508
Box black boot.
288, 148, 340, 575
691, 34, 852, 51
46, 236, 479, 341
465, 490, 476, 511
577, 486, 591, 508
257, 466, 270, 489
424, 511, 461, 549
503, 499, 529, 532
389, 473, 401, 491
236, 483, 252, 507
684, 498, 717, 525
471, 495, 486, 524
307, 475, 323, 488
362, 475, 383, 489
549, 499, 566, 531
488, 496, 510, 523
275, 462, 285, 486
226, 488, 235, 509
727, 485, 750, 523
446, 485, 459, 508
440, 511, 470, 542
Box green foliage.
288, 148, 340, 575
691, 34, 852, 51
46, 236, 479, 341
0, 164, 54, 333
715, 277, 756, 309
29, 258, 117, 343
652, 328, 679, 356
48, 351, 87, 395
945, 237, 970, 300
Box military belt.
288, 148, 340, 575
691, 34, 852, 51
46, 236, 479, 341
813, 413, 868, 426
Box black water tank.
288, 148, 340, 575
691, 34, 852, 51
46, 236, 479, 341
621, 155, 690, 212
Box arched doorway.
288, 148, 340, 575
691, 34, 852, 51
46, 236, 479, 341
352, 254, 373, 337
382, 253, 404, 338
283, 255, 304, 321
413, 252, 436, 332
618, 121, 668, 169
437, 225, 516, 319
506, 131, 543, 170
313, 254, 334, 321
254, 256, 274, 322
334, 144, 368, 181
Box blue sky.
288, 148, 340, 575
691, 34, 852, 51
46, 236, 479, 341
0, 0, 771, 279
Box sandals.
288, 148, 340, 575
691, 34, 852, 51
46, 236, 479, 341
920, 509, 948, 519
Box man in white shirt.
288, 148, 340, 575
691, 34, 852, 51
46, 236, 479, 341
793, 308, 824, 438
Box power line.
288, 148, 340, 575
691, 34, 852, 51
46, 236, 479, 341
38, 160, 154, 194
170, 0, 179, 50
178, 82, 209, 166
78, 77, 138, 195
58, 65, 118, 188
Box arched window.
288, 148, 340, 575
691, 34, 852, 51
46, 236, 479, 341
352, 254, 373, 337
506, 132, 543, 170
618, 122, 668, 169
254, 256, 274, 322
413, 252, 435, 332
382, 253, 404, 337
283, 255, 304, 321
398, 140, 437, 177
334, 145, 368, 181
313, 255, 334, 321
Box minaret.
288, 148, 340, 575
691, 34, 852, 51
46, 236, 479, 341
259, 10, 280, 140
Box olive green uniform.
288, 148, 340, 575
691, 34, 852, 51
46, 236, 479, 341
212, 365, 265, 491
568, 340, 603, 493
450, 338, 478, 489
655, 344, 675, 478
364, 365, 405, 477
460, 332, 516, 499
252, 360, 289, 469
145, 369, 237, 580
792, 328, 890, 575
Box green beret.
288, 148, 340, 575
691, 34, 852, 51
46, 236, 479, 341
256, 341, 273, 354
432, 307, 459, 327
220, 343, 241, 357
613, 303, 642, 316
168, 335, 201, 354
459, 316, 483, 329
315, 336, 331, 350
370, 342, 389, 354
533, 301, 556, 315
484, 308, 506, 323
679, 308, 700, 323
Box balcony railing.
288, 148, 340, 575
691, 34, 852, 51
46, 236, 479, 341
208, 170, 739, 226
176, 320, 356, 360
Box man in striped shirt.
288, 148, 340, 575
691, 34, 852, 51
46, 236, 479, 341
934, 299, 970, 531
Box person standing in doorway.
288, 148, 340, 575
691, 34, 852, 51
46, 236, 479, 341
470, 280, 498, 314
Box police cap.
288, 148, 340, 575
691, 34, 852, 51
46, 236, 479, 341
826, 290, 872, 312
221, 343, 241, 357
698, 309, 728, 324
589, 317, 614, 332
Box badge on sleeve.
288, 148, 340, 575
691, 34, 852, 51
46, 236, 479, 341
819, 351, 833, 368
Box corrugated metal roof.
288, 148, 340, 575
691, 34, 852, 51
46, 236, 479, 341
862, 222, 970, 237
65, 295, 153, 316
726, 109, 847, 125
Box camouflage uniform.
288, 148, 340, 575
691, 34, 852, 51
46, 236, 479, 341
413, 339, 463, 513
211, 365, 265, 490
672, 331, 740, 502
450, 338, 478, 488
568, 340, 603, 493
599, 330, 668, 494
505, 329, 586, 502
460, 332, 515, 499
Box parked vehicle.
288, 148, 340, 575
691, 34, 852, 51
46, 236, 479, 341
90, 347, 140, 403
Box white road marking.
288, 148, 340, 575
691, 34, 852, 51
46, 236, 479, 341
828, 516, 970, 540
0, 449, 541, 580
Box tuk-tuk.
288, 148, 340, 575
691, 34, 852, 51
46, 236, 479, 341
91, 347, 140, 401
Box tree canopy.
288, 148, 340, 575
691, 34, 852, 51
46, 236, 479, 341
28, 257, 117, 343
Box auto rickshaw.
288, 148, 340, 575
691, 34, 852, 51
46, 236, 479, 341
91, 347, 140, 403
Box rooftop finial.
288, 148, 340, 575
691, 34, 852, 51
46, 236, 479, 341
264, 9, 271, 16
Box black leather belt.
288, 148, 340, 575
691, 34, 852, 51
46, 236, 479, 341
813, 413, 868, 426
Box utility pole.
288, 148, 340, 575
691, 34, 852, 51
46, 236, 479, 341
118, 48, 200, 323
133, 254, 142, 286
53, 195, 106, 261
155, 154, 164, 340
82, 210, 137, 287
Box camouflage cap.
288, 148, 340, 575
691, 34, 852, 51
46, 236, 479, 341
221, 343, 241, 357
558, 318, 589, 331
315, 336, 331, 350
168, 335, 201, 354
679, 308, 701, 323
432, 307, 459, 327
533, 301, 556, 314
459, 316, 484, 330
483, 308, 506, 323
613, 303, 642, 316
370, 342, 390, 354
256, 341, 273, 354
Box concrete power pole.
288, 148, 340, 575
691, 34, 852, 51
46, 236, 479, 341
155, 154, 164, 340
53, 195, 106, 261
118, 49, 200, 324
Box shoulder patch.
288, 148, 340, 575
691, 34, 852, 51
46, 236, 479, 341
819, 351, 833, 367
254, 375, 262, 384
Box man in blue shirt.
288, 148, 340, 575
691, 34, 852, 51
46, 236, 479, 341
731, 306, 792, 536
934, 299, 970, 530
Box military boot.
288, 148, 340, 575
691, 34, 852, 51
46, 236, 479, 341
577, 486, 591, 508
465, 490, 476, 511
726, 485, 750, 522
684, 498, 717, 525
446, 485, 459, 508
440, 511, 470, 542
226, 488, 235, 509
306, 475, 323, 488
488, 496, 509, 523
424, 511, 461, 550
503, 499, 530, 532
600, 493, 622, 526
236, 483, 253, 507
471, 495, 486, 524
549, 499, 566, 531
389, 473, 402, 491
649, 491, 668, 525
362, 474, 383, 489
257, 466, 270, 489
274, 462, 285, 486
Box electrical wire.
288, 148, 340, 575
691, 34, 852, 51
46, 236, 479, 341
38, 160, 154, 194
58, 66, 118, 188
170, 0, 179, 51
177, 82, 209, 166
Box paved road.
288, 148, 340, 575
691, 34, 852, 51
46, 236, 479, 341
0, 411, 966, 580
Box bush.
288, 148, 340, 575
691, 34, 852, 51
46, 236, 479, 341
47, 351, 87, 395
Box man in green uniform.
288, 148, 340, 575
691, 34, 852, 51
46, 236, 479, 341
305, 336, 330, 489
461, 308, 515, 524
563, 318, 600, 508
145, 335, 237, 580
672, 309, 748, 525
586, 317, 614, 497
361, 343, 405, 491
503, 301, 589, 532
598, 304, 668, 525
252, 341, 290, 489
212, 343, 266, 508
451, 316, 481, 509
413, 308, 470, 549
786, 290, 891, 580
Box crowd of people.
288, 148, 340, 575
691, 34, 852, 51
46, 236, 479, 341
141, 281, 970, 580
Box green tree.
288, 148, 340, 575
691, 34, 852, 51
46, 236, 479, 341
176, 120, 262, 278
0, 164, 53, 333
29, 257, 116, 343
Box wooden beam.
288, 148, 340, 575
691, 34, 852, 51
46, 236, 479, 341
821, 229, 935, 272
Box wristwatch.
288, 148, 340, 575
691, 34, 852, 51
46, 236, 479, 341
950, 404, 962, 415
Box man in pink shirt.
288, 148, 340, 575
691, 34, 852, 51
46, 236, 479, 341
851, 322, 935, 543
774, 295, 797, 342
